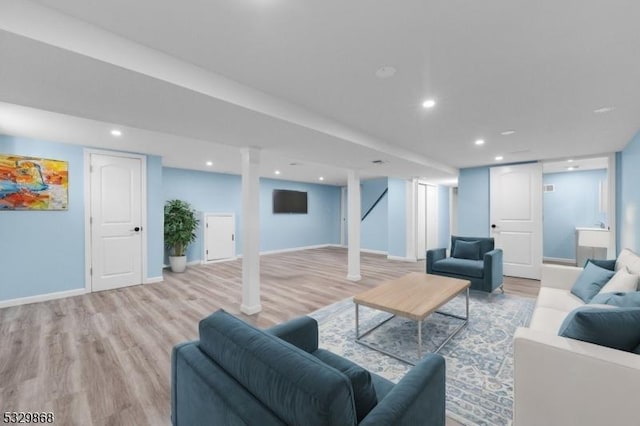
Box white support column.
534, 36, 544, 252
240, 147, 262, 315
405, 178, 418, 261
347, 170, 361, 281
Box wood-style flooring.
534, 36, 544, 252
0, 247, 539, 425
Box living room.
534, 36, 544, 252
2, 1, 640, 426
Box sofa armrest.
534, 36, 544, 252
514, 327, 640, 426
483, 249, 503, 290
360, 354, 445, 426
541, 264, 582, 290
426, 248, 447, 273
265, 316, 318, 353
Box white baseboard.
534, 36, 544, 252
543, 257, 576, 265
387, 255, 418, 262
360, 248, 388, 255
144, 276, 164, 284
259, 244, 331, 256
0, 288, 87, 309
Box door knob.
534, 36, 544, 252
131, 226, 141, 232
491, 224, 497, 229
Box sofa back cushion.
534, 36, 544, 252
452, 240, 481, 260
451, 236, 494, 258
570, 262, 615, 303
616, 248, 640, 274
199, 310, 357, 426
558, 306, 640, 352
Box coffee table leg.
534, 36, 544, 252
355, 303, 360, 338
418, 319, 423, 360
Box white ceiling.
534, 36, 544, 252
1, 0, 639, 185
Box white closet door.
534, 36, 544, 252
205, 214, 235, 261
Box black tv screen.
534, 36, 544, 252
273, 189, 308, 214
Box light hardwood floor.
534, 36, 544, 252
0, 247, 539, 425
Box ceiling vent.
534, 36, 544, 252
544, 184, 555, 193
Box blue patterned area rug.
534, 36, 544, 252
309, 291, 535, 426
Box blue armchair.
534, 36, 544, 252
427, 236, 503, 293
172, 310, 446, 426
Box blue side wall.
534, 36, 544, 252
162, 167, 341, 262
0, 134, 164, 301
543, 169, 607, 260
457, 167, 490, 237
618, 130, 640, 253
361, 178, 388, 252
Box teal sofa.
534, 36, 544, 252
171, 309, 446, 426
427, 236, 503, 293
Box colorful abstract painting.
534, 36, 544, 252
0, 154, 68, 210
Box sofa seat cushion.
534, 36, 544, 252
313, 349, 377, 422
199, 310, 357, 426
529, 307, 571, 333
432, 258, 484, 278
369, 373, 394, 401
559, 306, 640, 352
535, 287, 584, 313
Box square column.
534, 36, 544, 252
347, 170, 361, 281
240, 147, 262, 315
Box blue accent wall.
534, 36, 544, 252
0, 135, 85, 301
260, 178, 341, 252
146, 155, 164, 278
361, 178, 388, 252
458, 167, 490, 237
438, 186, 451, 248
387, 178, 407, 257
162, 167, 341, 262
543, 169, 607, 260
618, 130, 640, 253
0, 135, 163, 301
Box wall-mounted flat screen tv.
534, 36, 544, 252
273, 189, 308, 214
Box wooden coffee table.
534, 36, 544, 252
354, 272, 470, 365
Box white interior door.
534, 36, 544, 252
490, 163, 543, 279
205, 214, 235, 261
417, 184, 426, 259
90, 153, 143, 291
426, 184, 438, 250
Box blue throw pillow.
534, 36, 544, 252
559, 306, 640, 352
313, 349, 377, 422
452, 240, 480, 260
590, 291, 640, 307
584, 258, 616, 271
570, 262, 615, 303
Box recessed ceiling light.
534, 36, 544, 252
501, 130, 516, 136
110, 129, 122, 137
594, 106, 615, 114
319, 176, 324, 181
206, 161, 213, 166
495, 156, 504, 161
274, 170, 281, 175
422, 99, 436, 109
475, 139, 485, 146
568, 166, 575, 171
567, 159, 574, 163
375, 66, 396, 79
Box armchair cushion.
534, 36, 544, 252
313, 349, 377, 422
570, 262, 615, 302
559, 306, 640, 352
452, 239, 480, 260
431, 258, 484, 278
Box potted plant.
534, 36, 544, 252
164, 199, 199, 273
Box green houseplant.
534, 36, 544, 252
164, 199, 199, 272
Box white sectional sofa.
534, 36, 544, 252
513, 260, 640, 426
